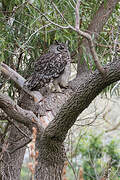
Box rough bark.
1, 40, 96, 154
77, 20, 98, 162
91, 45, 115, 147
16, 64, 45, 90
1, 63, 43, 102
0, 57, 120, 179
36, 57, 120, 180
35, 135, 66, 180
43, 58, 120, 141
0, 92, 43, 180
88, 0, 120, 37
0, 93, 43, 133
0, 1, 119, 178
77, 0, 119, 75
1, 125, 29, 180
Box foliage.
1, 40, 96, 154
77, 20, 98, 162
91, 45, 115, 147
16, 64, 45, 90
21, 165, 31, 180
0, 1, 119, 98
0, 1, 120, 179
67, 132, 120, 180
0, 0, 119, 69
0, 0, 120, 173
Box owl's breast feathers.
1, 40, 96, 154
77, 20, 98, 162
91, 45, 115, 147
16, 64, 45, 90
24, 52, 68, 90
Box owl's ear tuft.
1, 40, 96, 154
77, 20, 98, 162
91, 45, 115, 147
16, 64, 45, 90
65, 40, 68, 45
55, 40, 59, 45
65, 40, 70, 46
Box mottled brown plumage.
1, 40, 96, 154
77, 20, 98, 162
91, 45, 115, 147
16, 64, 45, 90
24, 42, 71, 92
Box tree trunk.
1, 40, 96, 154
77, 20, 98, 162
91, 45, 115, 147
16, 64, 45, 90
0, 58, 120, 179
0, 125, 28, 180
0, 0, 119, 179
77, 0, 119, 75
19, 92, 68, 180
35, 135, 66, 180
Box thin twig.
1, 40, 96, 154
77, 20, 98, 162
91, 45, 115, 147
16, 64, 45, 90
74, 0, 106, 75
50, 1, 69, 24
22, 23, 52, 47
47, 0, 106, 75
66, 0, 75, 10
70, 27, 105, 74
32, 0, 106, 75
42, 14, 70, 29
10, 138, 32, 154
8, 118, 31, 139
30, 3, 70, 29
12, 1, 28, 13
67, 157, 77, 180
75, 0, 81, 30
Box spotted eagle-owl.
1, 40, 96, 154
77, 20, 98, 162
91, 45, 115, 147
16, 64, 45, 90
24, 41, 71, 92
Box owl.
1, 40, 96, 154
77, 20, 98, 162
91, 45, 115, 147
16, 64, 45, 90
24, 41, 71, 92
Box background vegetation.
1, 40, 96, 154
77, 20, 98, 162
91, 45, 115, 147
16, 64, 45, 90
0, 0, 120, 179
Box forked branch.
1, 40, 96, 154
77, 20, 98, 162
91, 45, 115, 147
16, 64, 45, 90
0, 93, 44, 132
74, 0, 106, 75
41, 0, 106, 75
0, 62, 43, 102
0, 62, 54, 128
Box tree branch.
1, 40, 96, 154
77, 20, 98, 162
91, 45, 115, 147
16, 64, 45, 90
0, 93, 44, 133
29, 0, 119, 76
0, 62, 43, 102
0, 62, 65, 128
88, 0, 120, 38
74, 0, 106, 75
50, 1, 69, 25
43, 58, 120, 142
10, 138, 32, 154
70, 26, 106, 75
75, 0, 81, 30
41, 0, 106, 75
30, 0, 116, 75
77, 0, 119, 75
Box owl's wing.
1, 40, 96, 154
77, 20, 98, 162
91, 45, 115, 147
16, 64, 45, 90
25, 52, 67, 90
34, 52, 67, 78
35, 53, 66, 74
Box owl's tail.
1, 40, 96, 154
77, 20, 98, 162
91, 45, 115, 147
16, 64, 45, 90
24, 74, 40, 90
23, 73, 48, 91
